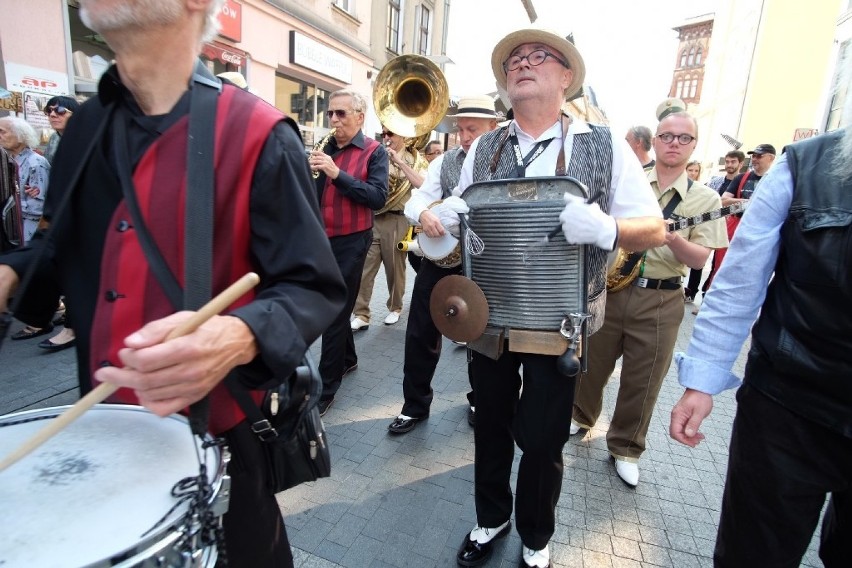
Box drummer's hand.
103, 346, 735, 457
419, 209, 446, 238
94, 312, 258, 417
0, 265, 19, 312
560, 193, 618, 251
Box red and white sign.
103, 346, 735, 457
792, 128, 819, 141
202, 42, 246, 68
4, 63, 69, 96
218, 0, 242, 42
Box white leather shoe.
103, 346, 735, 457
569, 420, 582, 435
614, 457, 639, 487
521, 544, 550, 567
384, 311, 401, 325
350, 317, 370, 331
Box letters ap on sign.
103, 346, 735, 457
792, 128, 819, 141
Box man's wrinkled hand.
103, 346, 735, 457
670, 389, 713, 447
419, 209, 446, 238
94, 312, 257, 417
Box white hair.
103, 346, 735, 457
0, 117, 39, 149
80, 0, 223, 43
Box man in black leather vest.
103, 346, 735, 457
670, 72, 852, 567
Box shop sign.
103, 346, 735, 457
218, 0, 242, 42
290, 31, 352, 84
202, 43, 246, 68
792, 128, 819, 141
4, 63, 69, 96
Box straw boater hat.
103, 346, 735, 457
453, 95, 498, 119
491, 28, 586, 100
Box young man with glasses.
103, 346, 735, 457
310, 89, 389, 416
571, 110, 727, 489
452, 29, 664, 568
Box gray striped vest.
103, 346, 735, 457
470, 122, 614, 334
439, 147, 465, 198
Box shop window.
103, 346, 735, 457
275, 74, 331, 144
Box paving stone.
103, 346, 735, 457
2, 269, 827, 567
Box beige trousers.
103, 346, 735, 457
572, 284, 684, 461
353, 212, 410, 322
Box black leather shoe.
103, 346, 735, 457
38, 337, 76, 352
387, 416, 423, 434
467, 407, 475, 427
318, 397, 334, 417
456, 522, 512, 566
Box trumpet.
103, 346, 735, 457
310, 128, 336, 179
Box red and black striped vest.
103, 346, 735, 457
88, 86, 282, 434
321, 137, 381, 236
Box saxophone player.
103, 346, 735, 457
311, 89, 389, 417
350, 129, 428, 331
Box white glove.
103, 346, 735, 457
559, 193, 618, 251
430, 197, 470, 237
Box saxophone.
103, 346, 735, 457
310, 128, 336, 179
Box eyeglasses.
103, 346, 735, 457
44, 105, 72, 117
326, 109, 355, 119
425, 150, 443, 156
656, 132, 696, 145
503, 49, 569, 73
381, 131, 395, 138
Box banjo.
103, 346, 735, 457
606, 201, 747, 292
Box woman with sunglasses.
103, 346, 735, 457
43, 96, 80, 165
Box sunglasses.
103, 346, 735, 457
381, 131, 395, 138
326, 109, 354, 119
44, 105, 72, 116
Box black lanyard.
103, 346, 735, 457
508, 133, 553, 177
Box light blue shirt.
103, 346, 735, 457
675, 155, 794, 394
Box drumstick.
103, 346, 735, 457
0, 271, 261, 473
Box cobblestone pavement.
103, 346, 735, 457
0, 266, 824, 567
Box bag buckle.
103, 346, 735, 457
250, 419, 278, 442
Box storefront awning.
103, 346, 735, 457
201, 42, 248, 68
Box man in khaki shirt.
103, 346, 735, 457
571, 110, 727, 487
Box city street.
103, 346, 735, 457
0, 267, 825, 567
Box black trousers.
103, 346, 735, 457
220, 421, 292, 567
715, 384, 852, 568
401, 260, 473, 417
684, 250, 717, 298
319, 229, 372, 400
471, 349, 575, 551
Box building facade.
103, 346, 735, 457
668, 14, 713, 105
685, 0, 846, 176
0, 0, 449, 148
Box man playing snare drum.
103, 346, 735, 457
0, 1, 346, 566
451, 28, 665, 568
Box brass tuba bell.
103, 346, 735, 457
373, 54, 449, 139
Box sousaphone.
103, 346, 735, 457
373, 55, 449, 139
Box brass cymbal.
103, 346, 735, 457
430, 275, 489, 342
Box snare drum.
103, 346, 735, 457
0, 404, 228, 568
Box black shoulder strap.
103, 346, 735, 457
617, 187, 683, 278
111, 63, 221, 436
